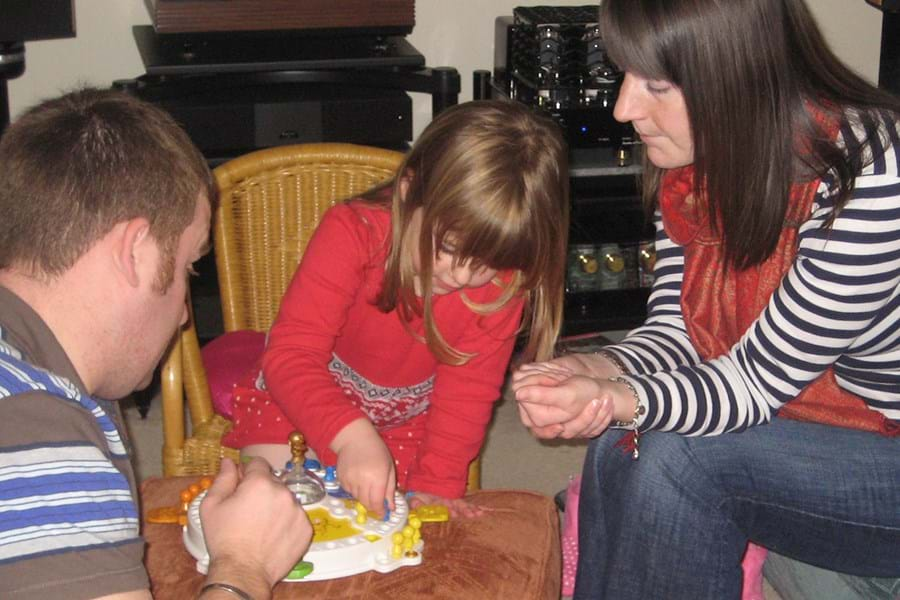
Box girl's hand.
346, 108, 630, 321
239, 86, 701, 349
332, 419, 397, 515
407, 491, 484, 518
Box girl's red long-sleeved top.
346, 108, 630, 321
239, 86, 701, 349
245, 201, 523, 498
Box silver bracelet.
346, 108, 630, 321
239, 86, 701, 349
199, 582, 254, 600
609, 376, 646, 459
596, 348, 628, 376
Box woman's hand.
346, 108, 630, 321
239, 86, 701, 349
515, 374, 618, 439
407, 491, 484, 518
511, 352, 624, 392
331, 419, 397, 515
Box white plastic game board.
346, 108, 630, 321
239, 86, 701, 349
182, 466, 424, 582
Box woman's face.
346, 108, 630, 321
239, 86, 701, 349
614, 72, 694, 169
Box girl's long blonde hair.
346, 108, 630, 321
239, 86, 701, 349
372, 100, 569, 365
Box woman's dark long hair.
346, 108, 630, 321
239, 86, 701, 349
600, 0, 900, 268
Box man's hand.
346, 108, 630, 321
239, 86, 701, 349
200, 458, 313, 597
332, 418, 397, 516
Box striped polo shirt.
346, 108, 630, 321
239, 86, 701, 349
0, 287, 147, 598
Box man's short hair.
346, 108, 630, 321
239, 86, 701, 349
0, 87, 214, 289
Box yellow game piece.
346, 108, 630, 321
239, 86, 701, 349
188, 483, 201, 497
415, 504, 450, 522
409, 515, 423, 544
199, 477, 213, 490
355, 502, 368, 525
391, 532, 404, 559
402, 524, 418, 557
401, 525, 415, 552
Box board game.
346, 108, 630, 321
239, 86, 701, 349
181, 433, 425, 581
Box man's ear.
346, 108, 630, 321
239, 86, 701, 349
111, 218, 152, 288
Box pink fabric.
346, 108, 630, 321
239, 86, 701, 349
560, 474, 766, 597
741, 543, 768, 600
199, 330, 266, 419
561, 475, 581, 596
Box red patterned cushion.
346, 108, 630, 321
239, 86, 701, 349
200, 330, 266, 419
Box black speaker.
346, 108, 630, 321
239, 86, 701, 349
0, 0, 75, 43
0, 0, 76, 133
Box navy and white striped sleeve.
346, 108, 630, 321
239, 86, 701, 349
0, 442, 140, 563
622, 115, 900, 435
601, 211, 702, 374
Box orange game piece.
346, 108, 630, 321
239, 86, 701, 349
146, 506, 183, 524
147, 478, 209, 526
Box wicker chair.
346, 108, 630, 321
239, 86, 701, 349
160, 143, 482, 490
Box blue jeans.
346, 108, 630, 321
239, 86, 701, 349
574, 419, 900, 600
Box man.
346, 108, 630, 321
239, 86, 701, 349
0, 88, 312, 599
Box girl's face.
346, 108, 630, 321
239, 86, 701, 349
408, 207, 498, 295
613, 72, 694, 169
430, 238, 498, 295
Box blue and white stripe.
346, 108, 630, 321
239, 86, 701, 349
0, 339, 138, 564
605, 111, 900, 434
0, 445, 138, 563
0, 343, 126, 458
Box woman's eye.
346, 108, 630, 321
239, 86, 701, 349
647, 80, 672, 94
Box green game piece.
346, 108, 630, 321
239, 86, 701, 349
287, 561, 314, 580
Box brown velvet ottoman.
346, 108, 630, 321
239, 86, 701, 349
141, 477, 561, 599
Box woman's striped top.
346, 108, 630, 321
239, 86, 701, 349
605, 111, 900, 435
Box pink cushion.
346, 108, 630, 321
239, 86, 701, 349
200, 330, 266, 419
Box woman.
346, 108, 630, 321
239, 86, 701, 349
512, 0, 900, 598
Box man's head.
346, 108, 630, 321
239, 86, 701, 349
0, 88, 215, 398
0, 87, 214, 290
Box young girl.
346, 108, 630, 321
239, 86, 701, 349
223, 100, 569, 516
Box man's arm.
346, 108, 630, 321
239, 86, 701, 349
95, 458, 313, 600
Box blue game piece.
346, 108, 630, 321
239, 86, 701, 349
327, 487, 353, 499
303, 458, 321, 471
324, 466, 337, 483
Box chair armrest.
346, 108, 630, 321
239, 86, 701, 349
160, 331, 185, 477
